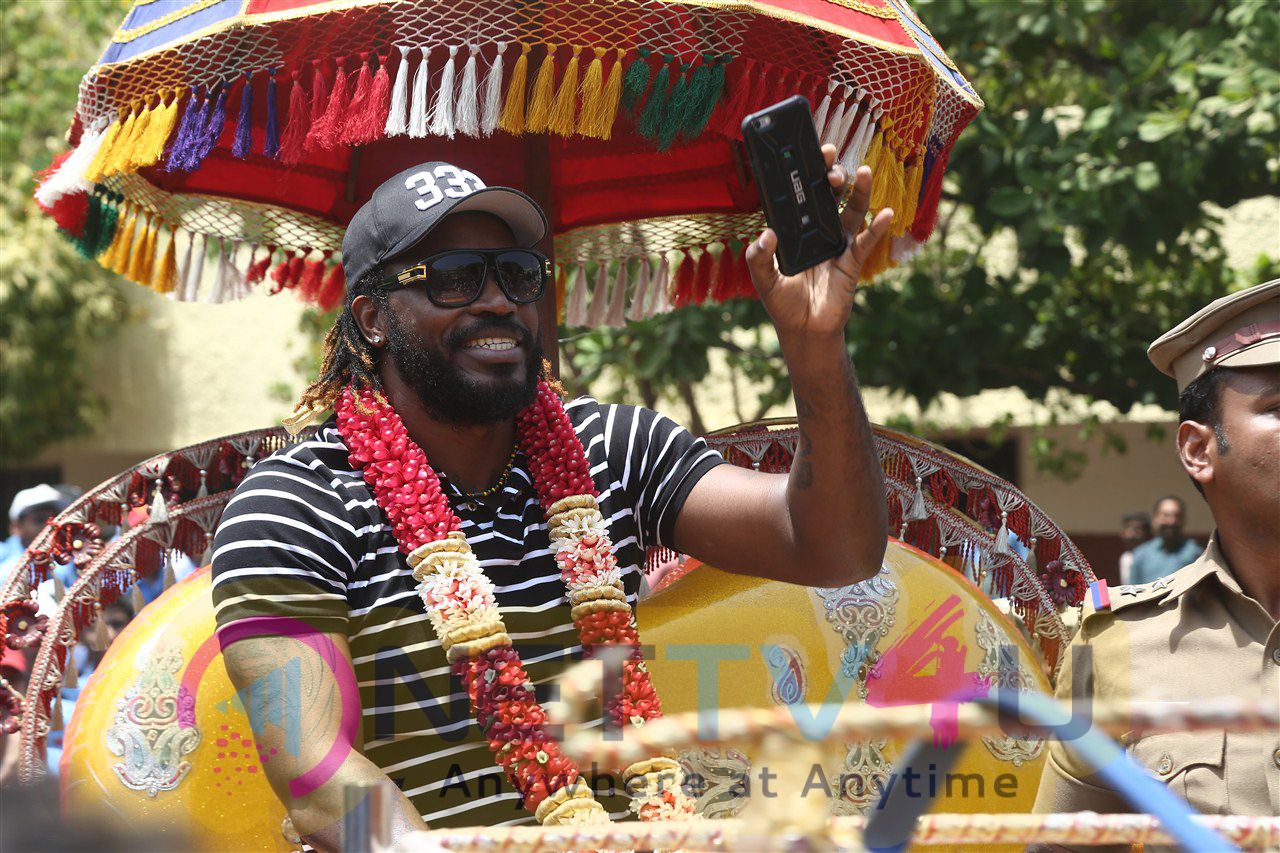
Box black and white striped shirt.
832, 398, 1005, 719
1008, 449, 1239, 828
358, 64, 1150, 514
211, 397, 722, 827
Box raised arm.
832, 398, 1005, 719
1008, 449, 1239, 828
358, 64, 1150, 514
220, 629, 427, 851
673, 148, 890, 587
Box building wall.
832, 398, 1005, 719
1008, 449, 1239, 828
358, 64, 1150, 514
35, 284, 308, 491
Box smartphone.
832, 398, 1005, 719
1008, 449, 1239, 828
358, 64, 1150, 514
741, 95, 846, 276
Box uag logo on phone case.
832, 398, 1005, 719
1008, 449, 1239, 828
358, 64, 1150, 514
790, 170, 806, 204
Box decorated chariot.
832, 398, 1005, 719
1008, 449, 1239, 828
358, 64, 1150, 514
6, 0, 1278, 850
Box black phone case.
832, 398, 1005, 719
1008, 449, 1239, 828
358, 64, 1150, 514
741, 95, 846, 276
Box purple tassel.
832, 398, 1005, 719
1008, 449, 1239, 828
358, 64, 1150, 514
232, 71, 254, 158
165, 86, 205, 171
263, 69, 280, 158
177, 90, 215, 171
189, 85, 228, 169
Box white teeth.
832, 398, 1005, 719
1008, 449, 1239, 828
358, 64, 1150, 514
466, 337, 518, 351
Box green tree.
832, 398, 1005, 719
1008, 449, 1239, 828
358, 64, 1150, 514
562, 0, 1278, 474
0, 0, 130, 465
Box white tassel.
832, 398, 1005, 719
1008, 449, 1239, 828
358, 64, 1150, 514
904, 475, 929, 522
813, 82, 837, 144
481, 42, 506, 136
36, 127, 104, 207
626, 258, 652, 322
178, 232, 206, 302
564, 264, 589, 326
852, 106, 881, 170
649, 255, 672, 315
150, 478, 169, 524
233, 244, 254, 300
585, 263, 610, 327
833, 87, 863, 159
994, 510, 1011, 556
822, 94, 849, 150
604, 259, 628, 328
409, 46, 430, 138
429, 45, 458, 138
385, 46, 411, 136
206, 239, 235, 303
455, 45, 480, 137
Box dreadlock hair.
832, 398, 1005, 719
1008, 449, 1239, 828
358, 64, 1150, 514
284, 269, 388, 433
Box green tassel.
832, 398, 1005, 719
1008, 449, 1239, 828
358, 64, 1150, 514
637, 54, 673, 140
95, 192, 121, 257
684, 53, 727, 140
657, 63, 691, 150
74, 194, 101, 258
620, 47, 652, 115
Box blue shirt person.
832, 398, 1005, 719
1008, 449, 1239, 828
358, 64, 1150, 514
1126, 495, 1200, 585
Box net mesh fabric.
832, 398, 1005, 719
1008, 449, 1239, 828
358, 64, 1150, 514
108, 172, 345, 249
81, 1, 967, 151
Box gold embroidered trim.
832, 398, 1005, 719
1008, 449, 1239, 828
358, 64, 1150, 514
112, 0, 225, 45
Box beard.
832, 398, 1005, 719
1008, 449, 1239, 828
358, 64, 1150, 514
382, 311, 542, 425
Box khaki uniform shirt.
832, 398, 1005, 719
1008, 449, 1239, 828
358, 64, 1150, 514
1034, 535, 1280, 847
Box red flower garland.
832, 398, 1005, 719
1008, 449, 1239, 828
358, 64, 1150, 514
336, 380, 666, 817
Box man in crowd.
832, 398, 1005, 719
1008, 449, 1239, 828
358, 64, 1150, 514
0, 485, 73, 583
1116, 511, 1151, 586
212, 151, 893, 847
1126, 495, 1201, 585
1034, 279, 1280, 844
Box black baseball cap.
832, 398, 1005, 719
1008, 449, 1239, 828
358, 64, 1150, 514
341, 162, 548, 287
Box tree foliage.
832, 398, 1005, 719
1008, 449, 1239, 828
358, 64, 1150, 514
563, 0, 1278, 471
0, 0, 130, 464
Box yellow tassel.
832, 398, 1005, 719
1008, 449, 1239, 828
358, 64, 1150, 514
860, 225, 895, 282
576, 47, 606, 138
862, 126, 884, 173
52, 695, 64, 731
498, 43, 532, 135
62, 655, 78, 690
130, 582, 146, 614
898, 153, 925, 235
105, 207, 137, 273
84, 117, 123, 183
868, 130, 903, 214
153, 228, 178, 293
524, 44, 558, 134
131, 90, 182, 171
598, 48, 625, 141
101, 107, 141, 178
125, 213, 154, 283
548, 46, 581, 137
122, 101, 156, 174
162, 561, 177, 590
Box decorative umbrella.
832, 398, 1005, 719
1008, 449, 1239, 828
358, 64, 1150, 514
36, 0, 981, 330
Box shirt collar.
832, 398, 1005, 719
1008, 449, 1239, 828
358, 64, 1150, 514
1165, 532, 1276, 641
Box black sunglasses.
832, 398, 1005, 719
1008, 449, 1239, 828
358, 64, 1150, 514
392, 248, 551, 308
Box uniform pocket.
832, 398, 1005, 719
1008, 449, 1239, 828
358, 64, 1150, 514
1128, 729, 1226, 814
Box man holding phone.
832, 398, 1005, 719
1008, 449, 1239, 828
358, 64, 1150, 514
211, 146, 893, 846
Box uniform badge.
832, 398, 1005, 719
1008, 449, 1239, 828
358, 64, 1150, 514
1089, 580, 1111, 611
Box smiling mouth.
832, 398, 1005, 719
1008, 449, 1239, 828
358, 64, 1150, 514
464, 336, 520, 352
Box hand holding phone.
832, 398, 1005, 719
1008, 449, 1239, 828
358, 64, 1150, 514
740, 95, 895, 336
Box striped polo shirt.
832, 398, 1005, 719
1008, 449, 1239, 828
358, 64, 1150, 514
210, 397, 722, 827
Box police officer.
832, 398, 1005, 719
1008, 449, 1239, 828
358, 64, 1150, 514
1033, 280, 1280, 844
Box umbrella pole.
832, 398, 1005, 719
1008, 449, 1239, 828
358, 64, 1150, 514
525, 135, 560, 376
